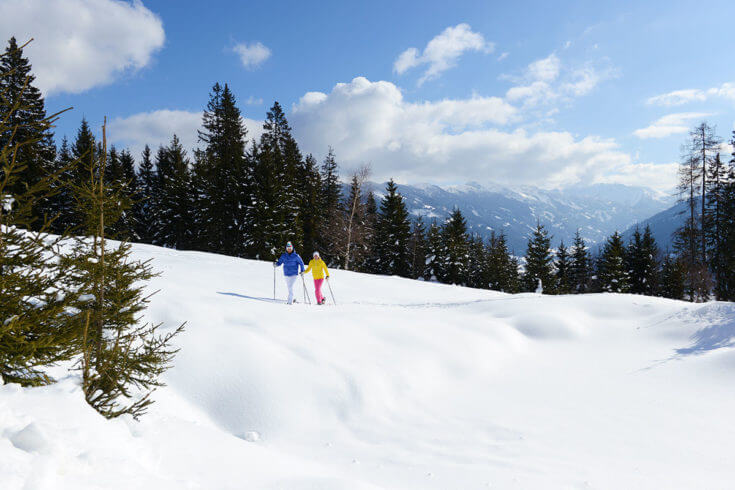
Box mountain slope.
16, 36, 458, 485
3, 242, 735, 489
362, 182, 673, 252
622, 200, 690, 251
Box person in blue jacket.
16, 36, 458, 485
274, 241, 305, 304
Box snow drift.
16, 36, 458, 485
2, 242, 735, 489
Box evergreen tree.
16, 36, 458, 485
360, 191, 379, 273
660, 253, 686, 300
320, 146, 341, 213
465, 234, 486, 289
0, 77, 81, 386
63, 121, 183, 419
597, 231, 629, 293
153, 136, 195, 249
373, 180, 411, 277
717, 142, 735, 301
555, 240, 572, 294
47, 136, 76, 234
300, 154, 322, 255
523, 222, 555, 293
441, 208, 470, 285
317, 147, 343, 261
424, 220, 444, 282
705, 152, 731, 299
340, 167, 371, 270
570, 230, 590, 293
408, 216, 427, 279
247, 101, 303, 259
627, 226, 660, 296
133, 145, 157, 244
486, 231, 519, 293
193, 83, 249, 257
0, 37, 56, 228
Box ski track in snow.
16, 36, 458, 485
2, 242, 735, 489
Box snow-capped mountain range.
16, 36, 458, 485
364, 181, 675, 253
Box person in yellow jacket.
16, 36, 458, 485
301, 251, 330, 305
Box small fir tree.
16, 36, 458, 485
523, 222, 555, 293
64, 119, 184, 419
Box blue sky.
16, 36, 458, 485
2, 0, 735, 191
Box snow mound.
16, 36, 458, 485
2, 242, 735, 489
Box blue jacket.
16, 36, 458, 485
276, 251, 305, 276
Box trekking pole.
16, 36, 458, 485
326, 277, 336, 305
273, 264, 276, 300
301, 273, 311, 304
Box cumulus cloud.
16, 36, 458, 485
503, 54, 611, 107
633, 112, 713, 139
0, 0, 165, 95
393, 24, 494, 85
646, 83, 735, 106
290, 77, 632, 189
107, 110, 263, 161
233, 41, 271, 69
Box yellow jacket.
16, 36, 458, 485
304, 258, 330, 280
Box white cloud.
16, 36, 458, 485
597, 162, 679, 193
647, 83, 735, 107
0, 0, 165, 95
503, 54, 610, 107
233, 41, 271, 69
393, 24, 494, 85
646, 89, 707, 107
107, 109, 263, 161
290, 77, 632, 189
633, 112, 713, 139
527, 54, 561, 82
244, 96, 264, 105
497, 52, 509, 61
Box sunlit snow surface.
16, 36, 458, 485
2, 242, 735, 489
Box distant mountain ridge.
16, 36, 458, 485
357, 181, 675, 253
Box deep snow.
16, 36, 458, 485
2, 242, 735, 489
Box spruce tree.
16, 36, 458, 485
597, 231, 629, 293
465, 234, 486, 289
300, 154, 322, 255
441, 208, 470, 285
193, 83, 249, 257
63, 120, 183, 419
523, 222, 555, 293
133, 145, 157, 244
317, 147, 343, 261
360, 191, 379, 273
705, 152, 731, 299
247, 101, 303, 259
424, 220, 444, 282
408, 216, 427, 279
153, 136, 195, 250
627, 226, 660, 296
373, 180, 411, 277
570, 230, 590, 294
660, 253, 686, 300
0, 72, 81, 386
47, 136, 76, 234
555, 240, 572, 294
486, 231, 519, 293
0, 37, 56, 228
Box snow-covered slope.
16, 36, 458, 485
3, 242, 735, 489
366, 181, 673, 253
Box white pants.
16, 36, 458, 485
284, 275, 298, 304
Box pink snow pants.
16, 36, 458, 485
314, 278, 325, 304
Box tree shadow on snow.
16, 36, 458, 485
217, 292, 285, 304
675, 315, 735, 356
